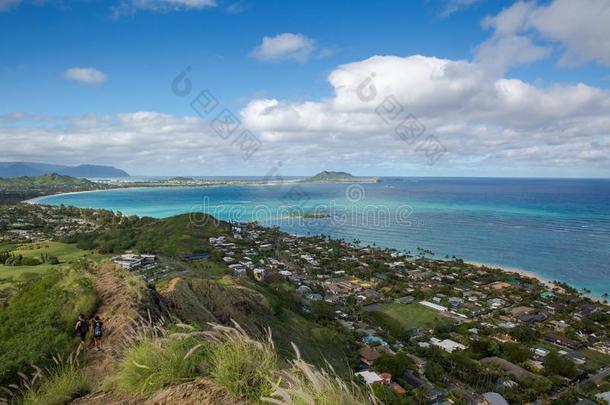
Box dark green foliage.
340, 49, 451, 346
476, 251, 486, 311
0, 269, 96, 386
68, 213, 229, 256
372, 384, 414, 405
501, 342, 530, 363
374, 352, 415, 377
3, 253, 42, 266
544, 352, 579, 379
310, 300, 335, 320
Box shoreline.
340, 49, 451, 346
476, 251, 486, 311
24, 177, 374, 205
466, 260, 607, 304
26, 185, 607, 303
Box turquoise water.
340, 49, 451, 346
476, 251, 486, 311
37, 178, 610, 297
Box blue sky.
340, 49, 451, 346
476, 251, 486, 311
1, 0, 609, 177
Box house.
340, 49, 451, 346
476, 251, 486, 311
518, 311, 548, 324
448, 297, 463, 307
595, 391, 610, 405
492, 334, 516, 344
575, 304, 598, 320
305, 293, 323, 302
481, 357, 535, 379
358, 347, 381, 367
396, 296, 414, 304
420, 300, 448, 312
544, 333, 583, 350
483, 392, 509, 405
430, 337, 466, 353
389, 382, 407, 395
510, 306, 534, 317
486, 281, 511, 291
355, 371, 383, 385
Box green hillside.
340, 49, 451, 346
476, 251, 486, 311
0, 173, 95, 189
71, 213, 231, 256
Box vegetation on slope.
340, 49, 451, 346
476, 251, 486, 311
0, 174, 106, 204
69, 213, 230, 256
114, 322, 373, 404
0, 267, 96, 386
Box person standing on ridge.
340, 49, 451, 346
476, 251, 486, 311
75, 314, 89, 350
91, 315, 104, 351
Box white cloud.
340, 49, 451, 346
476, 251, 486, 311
250, 33, 315, 63
240, 54, 610, 175
480, 0, 610, 68
113, 0, 216, 17
441, 0, 481, 17
62, 67, 108, 85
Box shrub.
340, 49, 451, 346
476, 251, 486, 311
204, 324, 279, 401
116, 336, 206, 396
21, 358, 89, 405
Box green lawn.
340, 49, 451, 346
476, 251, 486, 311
367, 303, 451, 338
0, 241, 101, 288
577, 348, 610, 371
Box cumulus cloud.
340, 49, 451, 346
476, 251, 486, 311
0, 112, 267, 175
62, 67, 108, 85
250, 33, 315, 63
480, 0, 610, 68
240, 54, 610, 175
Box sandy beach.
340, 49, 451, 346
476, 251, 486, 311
467, 260, 608, 304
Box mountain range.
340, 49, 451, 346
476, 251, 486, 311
0, 162, 129, 178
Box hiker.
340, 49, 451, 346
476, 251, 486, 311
75, 314, 89, 349
91, 315, 104, 351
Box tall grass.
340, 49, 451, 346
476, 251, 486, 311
263, 344, 376, 405
203, 323, 279, 401
116, 336, 206, 396
0, 351, 89, 405
115, 321, 373, 404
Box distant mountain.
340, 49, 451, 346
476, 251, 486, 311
58, 164, 129, 178
303, 170, 378, 183
0, 162, 129, 178
0, 173, 96, 188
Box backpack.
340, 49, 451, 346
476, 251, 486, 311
93, 321, 103, 337
79, 319, 89, 334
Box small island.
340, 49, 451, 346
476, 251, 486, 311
300, 170, 378, 184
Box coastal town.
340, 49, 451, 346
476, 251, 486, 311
2, 202, 609, 404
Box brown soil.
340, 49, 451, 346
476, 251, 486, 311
81, 263, 137, 387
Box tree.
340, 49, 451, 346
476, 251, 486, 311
502, 342, 530, 363
544, 352, 578, 379
310, 300, 335, 320
374, 353, 415, 377
425, 361, 445, 385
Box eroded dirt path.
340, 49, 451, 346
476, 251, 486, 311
80, 263, 138, 394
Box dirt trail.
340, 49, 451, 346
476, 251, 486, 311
81, 263, 136, 389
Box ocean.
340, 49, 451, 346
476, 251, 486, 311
36, 177, 610, 297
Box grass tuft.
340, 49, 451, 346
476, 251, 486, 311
263, 343, 376, 405
203, 322, 279, 401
